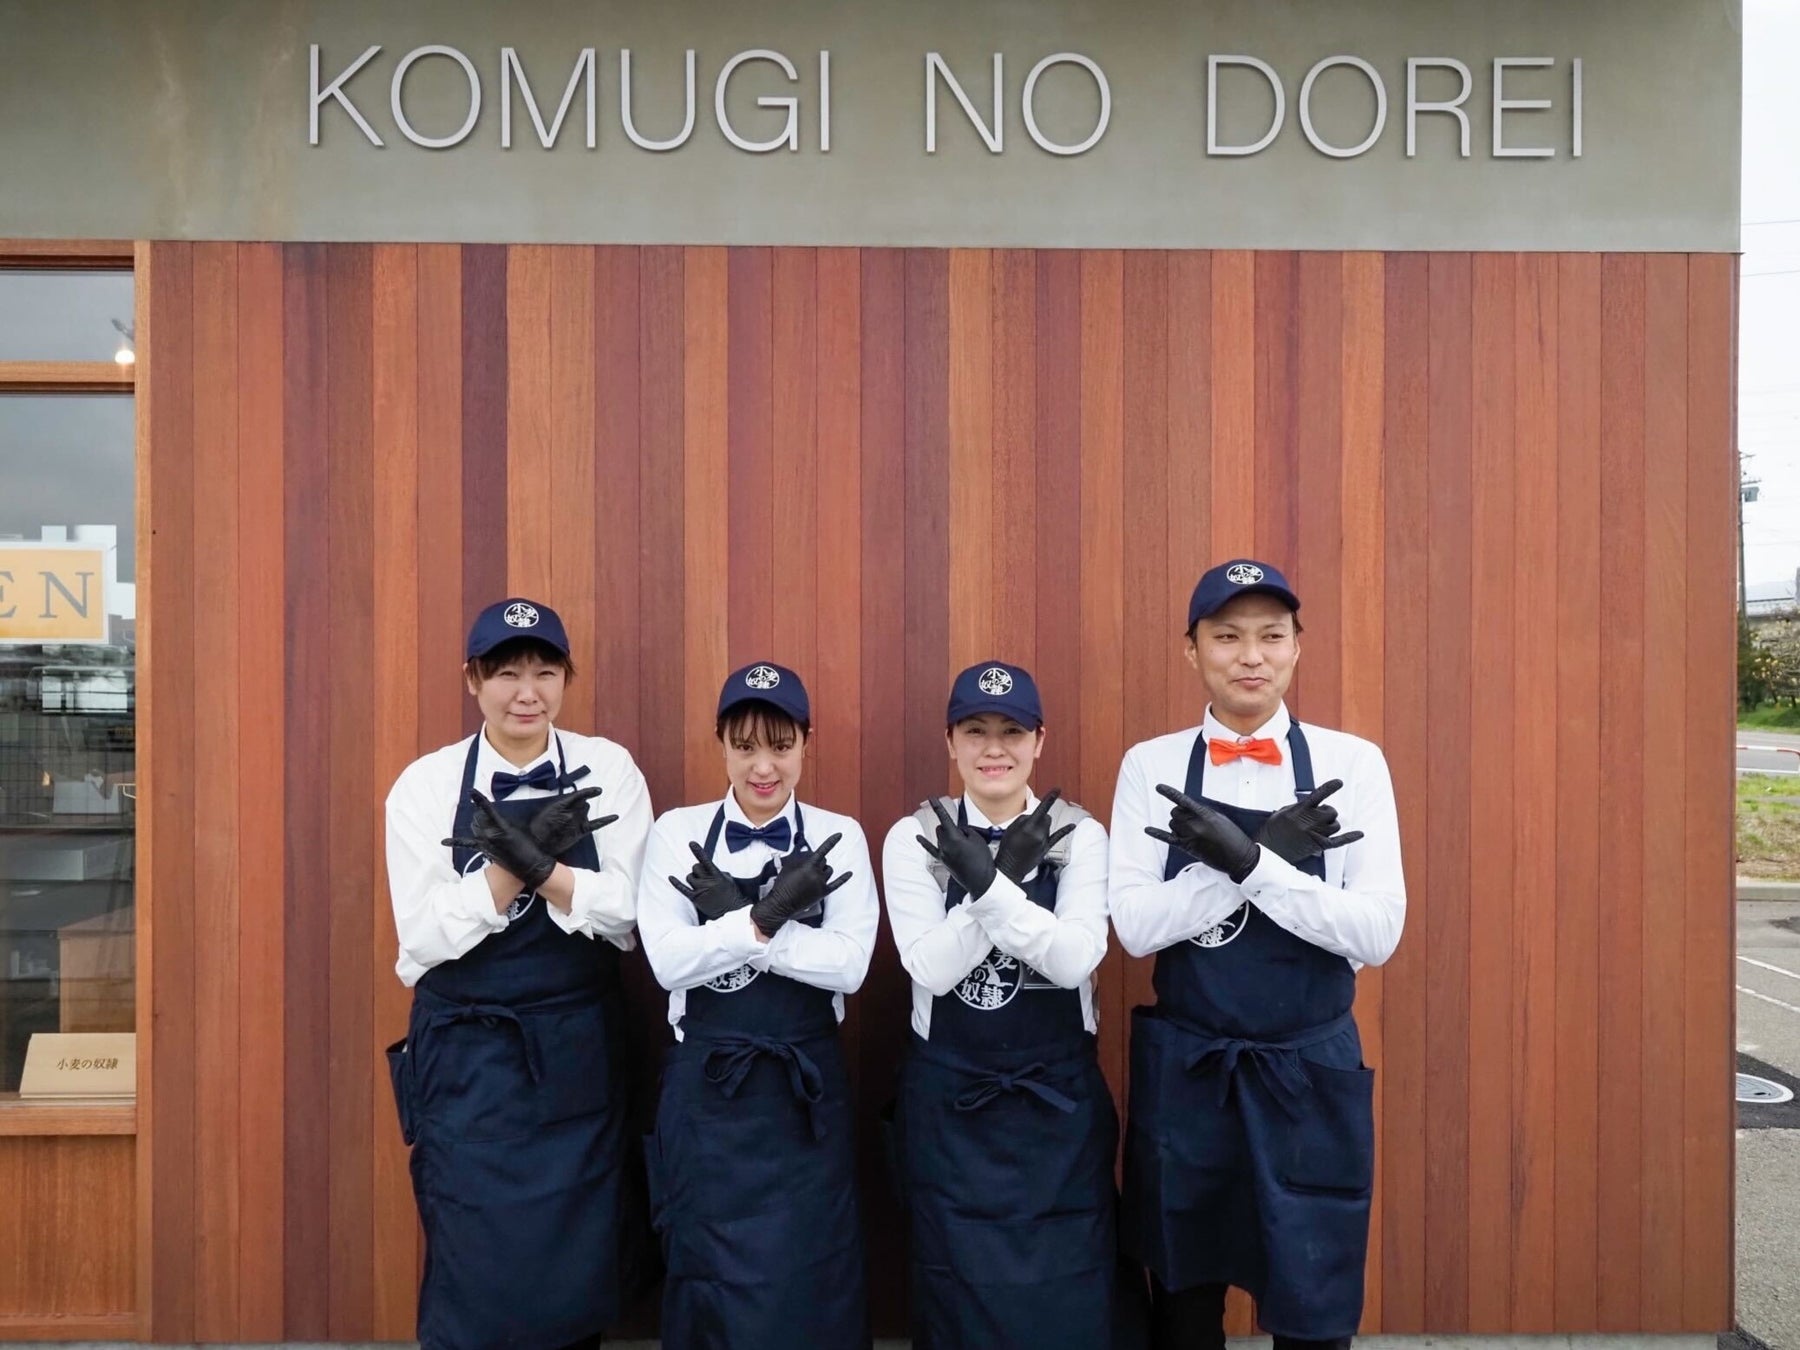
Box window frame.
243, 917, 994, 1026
0, 240, 139, 1138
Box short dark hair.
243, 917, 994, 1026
716, 699, 810, 745
464, 636, 576, 682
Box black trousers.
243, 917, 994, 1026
1149, 1277, 1350, 1350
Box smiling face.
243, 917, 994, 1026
720, 705, 808, 826
1185, 592, 1300, 735
465, 642, 568, 763
945, 712, 1044, 823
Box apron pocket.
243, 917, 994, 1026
412, 1018, 541, 1142
385, 1038, 415, 1145
938, 1209, 1108, 1283
667, 1183, 859, 1283
1281, 1061, 1375, 1196
530, 1003, 614, 1126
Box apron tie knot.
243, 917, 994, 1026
953, 1062, 1078, 1115
1184, 1037, 1312, 1117
702, 1035, 829, 1140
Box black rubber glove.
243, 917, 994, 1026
916, 797, 998, 897
527, 787, 619, 858
1145, 783, 1261, 884
1256, 779, 1365, 866
442, 791, 557, 891
670, 841, 748, 921
751, 833, 852, 938
993, 788, 1078, 884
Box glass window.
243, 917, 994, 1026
0, 271, 135, 363
0, 393, 135, 1101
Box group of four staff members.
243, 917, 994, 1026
384, 558, 1406, 1350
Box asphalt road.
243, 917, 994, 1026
1737, 900, 1800, 1349
1738, 730, 1800, 776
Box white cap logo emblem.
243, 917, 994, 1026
977, 667, 1014, 696
1225, 563, 1264, 585
746, 665, 781, 690
503, 602, 540, 628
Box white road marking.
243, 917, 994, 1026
1740, 955, 1800, 983
1738, 984, 1800, 1016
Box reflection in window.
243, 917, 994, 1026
0, 393, 135, 1100
0, 271, 135, 364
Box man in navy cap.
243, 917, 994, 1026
1109, 562, 1406, 1350
383, 597, 653, 1350
882, 661, 1125, 1349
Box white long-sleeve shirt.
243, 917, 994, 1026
882, 790, 1110, 1039
636, 793, 879, 1038
384, 727, 653, 987
1108, 704, 1405, 969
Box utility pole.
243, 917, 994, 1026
1740, 455, 1759, 625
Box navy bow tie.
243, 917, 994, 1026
490, 761, 560, 800
974, 825, 1005, 843
725, 817, 793, 853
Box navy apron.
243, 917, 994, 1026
386, 734, 633, 1350
1120, 724, 1375, 1342
646, 805, 871, 1350
898, 801, 1118, 1349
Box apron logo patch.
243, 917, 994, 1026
954, 948, 1025, 1010
977, 666, 1014, 696
1189, 901, 1250, 948
503, 601, 540, 628
745, 664, 781, 691
462, 852, 536, 922
704, 963, 761, 993
1225, 562, 1264, 585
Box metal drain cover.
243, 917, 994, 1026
1737, 1073, 1795, 1105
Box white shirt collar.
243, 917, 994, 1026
721, 787, 799, 830
1201, 703, 1292, 747
960, 787, 1039, 831
475, 724, 560, 780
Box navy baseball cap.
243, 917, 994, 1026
718, 661, 811, 726
466, 597, 571, 660
946, 661, 1044, 730
1187, 559, 1300, 629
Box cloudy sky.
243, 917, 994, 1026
1740, 0, 1800, 595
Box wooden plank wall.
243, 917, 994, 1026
136, 243, 1738, 1342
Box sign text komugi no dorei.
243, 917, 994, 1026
309, 46, 1585, 160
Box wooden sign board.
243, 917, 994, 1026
18, 1031, 135, 1098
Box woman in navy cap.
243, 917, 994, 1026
882, 660, 1123, 1348
1108, 560, 1407, 1350
382, 597, 654, 1350
636, 661, 878, 1349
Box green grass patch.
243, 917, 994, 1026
1740, 703, 1800, 730
1738, 772, 1800, 880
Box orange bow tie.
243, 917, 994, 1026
1209, 736, 1282, 767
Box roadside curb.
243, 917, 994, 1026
1738, 879, 1800, 900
